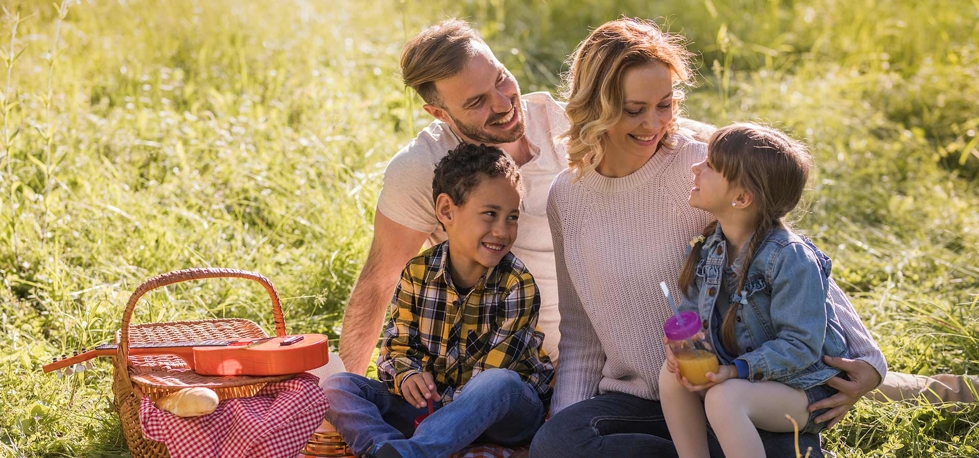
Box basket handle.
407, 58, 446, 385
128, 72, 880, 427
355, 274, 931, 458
117, 268, 287, 364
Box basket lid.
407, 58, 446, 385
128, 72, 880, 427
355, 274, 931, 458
119, 318, 292, 395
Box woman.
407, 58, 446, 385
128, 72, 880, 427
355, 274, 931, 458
529, 18, 832, 457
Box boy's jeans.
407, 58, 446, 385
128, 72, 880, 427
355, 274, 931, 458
323, 368, 544, 458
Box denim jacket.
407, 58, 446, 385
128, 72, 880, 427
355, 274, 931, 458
679, 224, 850, 390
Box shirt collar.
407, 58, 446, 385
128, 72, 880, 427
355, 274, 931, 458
427, 241, 495, 292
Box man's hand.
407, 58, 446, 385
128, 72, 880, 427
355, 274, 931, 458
808, 355, 882, 429
402, 372, 437, 408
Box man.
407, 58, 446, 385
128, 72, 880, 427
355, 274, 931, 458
336, 18, 968, 434
338, 19, 569, 378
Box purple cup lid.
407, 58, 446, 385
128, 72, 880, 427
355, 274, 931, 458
663, 311, 701, 341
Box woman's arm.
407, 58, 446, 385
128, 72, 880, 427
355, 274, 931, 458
827, 278, 887, 382
547, 188, 606, 415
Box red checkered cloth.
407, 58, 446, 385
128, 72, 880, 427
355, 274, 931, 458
452, 444, 528, 458
139, 373, 329, 458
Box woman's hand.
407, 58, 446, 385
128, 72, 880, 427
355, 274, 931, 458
402, 372, 437, 408
808, 356, 881, 429
678, 365, 737, 393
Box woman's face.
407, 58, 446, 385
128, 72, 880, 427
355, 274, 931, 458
603, 61, 675, 166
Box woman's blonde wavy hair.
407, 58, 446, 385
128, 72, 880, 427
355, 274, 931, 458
561, 18, 695, 179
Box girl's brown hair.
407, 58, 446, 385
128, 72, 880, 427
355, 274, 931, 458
561, 17, 694, 179
678, 123, 813, 354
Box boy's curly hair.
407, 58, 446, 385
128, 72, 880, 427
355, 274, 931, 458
432, 143, 522, 206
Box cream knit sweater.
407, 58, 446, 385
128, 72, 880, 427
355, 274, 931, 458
546, 134, 712, 413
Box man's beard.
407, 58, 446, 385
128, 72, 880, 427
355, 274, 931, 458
450, 96, 526, 145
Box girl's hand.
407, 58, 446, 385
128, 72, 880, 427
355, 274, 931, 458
662, 337, 679, 374
705, 364, 737, 384
678, 365, 738, 392
402, 372, 437, 408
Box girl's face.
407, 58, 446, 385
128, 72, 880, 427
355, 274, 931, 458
689, 154, 741, 214
603, 62, 675, 168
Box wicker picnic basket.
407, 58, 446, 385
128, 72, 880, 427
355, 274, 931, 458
111, 267, 296, 458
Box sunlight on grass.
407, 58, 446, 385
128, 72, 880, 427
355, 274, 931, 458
1, 0, 977, 456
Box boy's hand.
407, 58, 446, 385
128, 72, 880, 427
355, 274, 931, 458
402, 372, 437, 408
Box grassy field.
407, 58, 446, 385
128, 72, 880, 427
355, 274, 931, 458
1, 0, 977, 456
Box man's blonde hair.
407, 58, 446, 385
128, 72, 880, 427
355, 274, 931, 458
401, 19, 485, 107
561, 18, 695, 179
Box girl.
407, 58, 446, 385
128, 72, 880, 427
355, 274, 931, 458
658, 123, 858, 457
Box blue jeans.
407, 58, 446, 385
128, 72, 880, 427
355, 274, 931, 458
529, 392, 824, 458
323, 369, 544, 458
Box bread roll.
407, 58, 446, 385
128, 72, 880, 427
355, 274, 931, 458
155, 387, 220, 417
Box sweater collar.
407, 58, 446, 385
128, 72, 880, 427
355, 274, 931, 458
579, 134, 687, 193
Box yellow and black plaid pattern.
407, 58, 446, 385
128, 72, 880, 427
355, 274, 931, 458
377, 241, 554, 407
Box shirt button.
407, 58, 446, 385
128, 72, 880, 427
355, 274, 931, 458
708, 287, 717, 296
746, 347, 753, 352
753, 371, 764, 381
702, 319, 708, 329
736, 316, 742, 322
715, 246, 723, 255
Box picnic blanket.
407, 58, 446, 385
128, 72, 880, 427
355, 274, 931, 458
139, 373, 329, 458
452, 444, 528, 457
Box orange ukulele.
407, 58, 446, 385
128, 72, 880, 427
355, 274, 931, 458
44, 334, 330, 377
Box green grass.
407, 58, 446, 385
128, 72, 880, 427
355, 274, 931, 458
1, 0, 977, 456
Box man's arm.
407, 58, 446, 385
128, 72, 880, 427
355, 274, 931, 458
338, 210, 429, 376
807, 279, 886, 428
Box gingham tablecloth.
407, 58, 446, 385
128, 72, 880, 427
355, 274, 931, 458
139, 373, 329, 458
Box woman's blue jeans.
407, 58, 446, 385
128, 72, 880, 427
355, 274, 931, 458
529, 392, 824, 458
323, 368, 544, 458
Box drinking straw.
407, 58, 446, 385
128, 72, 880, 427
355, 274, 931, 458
660, 281, 683, 324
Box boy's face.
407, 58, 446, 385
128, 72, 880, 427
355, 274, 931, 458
435, 175, 520, 287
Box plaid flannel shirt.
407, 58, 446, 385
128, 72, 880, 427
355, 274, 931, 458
377, 241, 554, 407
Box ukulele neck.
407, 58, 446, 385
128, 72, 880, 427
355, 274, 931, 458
95, 340, 233, 351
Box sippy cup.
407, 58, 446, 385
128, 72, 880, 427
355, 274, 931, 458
664, 311, 720, 385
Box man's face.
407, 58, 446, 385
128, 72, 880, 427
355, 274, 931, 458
428, 42, 526, 146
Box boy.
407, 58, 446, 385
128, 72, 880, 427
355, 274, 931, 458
323, 143, 554, 458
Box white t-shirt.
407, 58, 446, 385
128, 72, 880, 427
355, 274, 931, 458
376, 91, 570, 362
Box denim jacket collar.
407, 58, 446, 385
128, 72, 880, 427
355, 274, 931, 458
699, 223, 753, 295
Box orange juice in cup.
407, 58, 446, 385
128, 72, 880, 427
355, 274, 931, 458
674, 349, 720, 385
664, 310, 720, 385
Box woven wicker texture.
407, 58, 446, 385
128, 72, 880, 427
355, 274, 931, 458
110, 268, 291, 458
